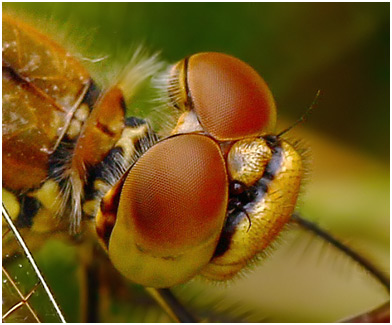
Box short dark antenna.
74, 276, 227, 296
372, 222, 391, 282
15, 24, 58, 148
276, 89, 321, 138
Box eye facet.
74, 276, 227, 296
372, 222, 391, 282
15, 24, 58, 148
108, 134, 228, 288
170, 52, 277, 140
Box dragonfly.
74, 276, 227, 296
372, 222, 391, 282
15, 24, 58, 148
2, 11, 390, 323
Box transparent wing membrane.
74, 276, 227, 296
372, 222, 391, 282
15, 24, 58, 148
2, 205, 66, 323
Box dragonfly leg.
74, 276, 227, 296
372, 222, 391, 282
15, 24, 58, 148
145, 287, 198, 322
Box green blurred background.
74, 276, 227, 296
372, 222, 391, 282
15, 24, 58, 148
3, 2, 390, 323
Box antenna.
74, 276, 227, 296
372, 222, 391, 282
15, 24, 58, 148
276, 89, 321, 138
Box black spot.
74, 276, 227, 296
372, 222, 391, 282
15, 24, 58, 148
3, 65, 22, 83
84, 146, 125, 200
213, 210, 245, 257
83, 81, 101, 109
263, 146, 283, 181
229, 181, 246, 196
119, 96, 127, 113
102, 147, 124, 172
264, 134, 279, 147
16, 195, 41, 228
83, 179, 97, 202
214, 141, 284, 258
125, 116, 147, 127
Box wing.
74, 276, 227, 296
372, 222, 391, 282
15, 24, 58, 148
2, 205, 66, 323
2, 13, 91, 322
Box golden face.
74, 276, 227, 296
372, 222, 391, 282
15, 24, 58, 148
3, 6, 388, 322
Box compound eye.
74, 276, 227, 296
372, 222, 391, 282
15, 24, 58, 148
119, 134, 228, 252
187, 52, 277, 141
108, 134, 228, 287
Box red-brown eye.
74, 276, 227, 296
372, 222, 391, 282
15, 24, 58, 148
185, 52, 277, 140
119, 134, 227, 252
108, 134, 228, 287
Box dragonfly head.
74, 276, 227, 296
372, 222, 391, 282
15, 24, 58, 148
96, 52, 303, 287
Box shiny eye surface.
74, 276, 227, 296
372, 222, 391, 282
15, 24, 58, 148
171, 52, 277, 140
118, 134, 227, 251
108, 134, 228, 287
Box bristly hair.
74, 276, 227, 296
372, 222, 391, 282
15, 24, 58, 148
93, 123, 158, 211
172, 284, 270, 322
149, 63, 184, 138
196, 221, 296, 288
281, 136, 313, 201
116, 47, 164, 103
55, 50, 164, 233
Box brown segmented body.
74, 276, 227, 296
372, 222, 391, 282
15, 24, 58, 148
2, 11, 159, 322
2, 13, 91, 190
2, 13, 144, 233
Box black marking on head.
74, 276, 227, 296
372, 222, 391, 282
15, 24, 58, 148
83, 80, 101, 109
16, 195, 41, 228
213, 210, 246, 257
262, 146, 283, 182
213, 138, 284, 258
229, 180, 246, 196
264, 135, 279, 147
